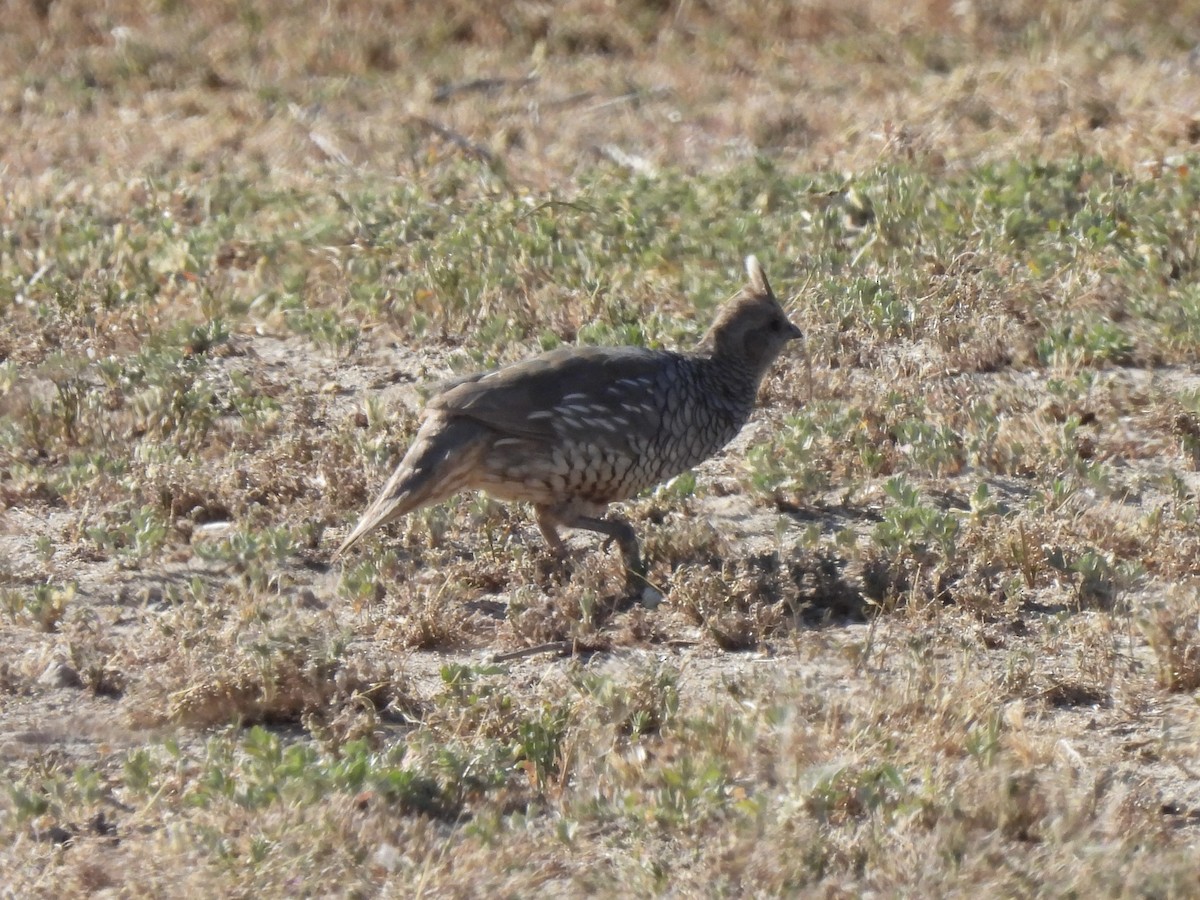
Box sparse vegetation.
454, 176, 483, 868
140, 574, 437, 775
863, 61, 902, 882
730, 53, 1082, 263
3, 0, 1200, 895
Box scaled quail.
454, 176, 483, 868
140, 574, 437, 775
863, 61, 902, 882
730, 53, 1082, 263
336, 255, 803, 589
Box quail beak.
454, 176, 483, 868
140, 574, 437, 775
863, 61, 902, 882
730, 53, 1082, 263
785, 321, 804, 342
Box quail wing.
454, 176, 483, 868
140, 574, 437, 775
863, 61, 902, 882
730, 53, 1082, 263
428, 346, 672, 447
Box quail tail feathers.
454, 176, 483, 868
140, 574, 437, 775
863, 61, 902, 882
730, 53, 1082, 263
335, 416, 489, 558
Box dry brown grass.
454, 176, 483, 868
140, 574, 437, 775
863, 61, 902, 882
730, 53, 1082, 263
4, 0, 1200, 895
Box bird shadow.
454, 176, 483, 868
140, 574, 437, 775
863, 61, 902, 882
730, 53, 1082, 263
774, 496, 884, 528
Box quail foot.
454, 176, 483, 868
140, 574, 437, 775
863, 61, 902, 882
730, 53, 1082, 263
336, 255, 803, 598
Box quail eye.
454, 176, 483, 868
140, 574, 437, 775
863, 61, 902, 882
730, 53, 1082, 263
769, 319, 783, 332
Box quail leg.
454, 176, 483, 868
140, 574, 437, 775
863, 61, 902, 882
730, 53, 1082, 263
534, 508, 569, 562
574, 514, 660, 607
572, 515, 664, 609
569, 515, 645, 585
537, 506, 657, 603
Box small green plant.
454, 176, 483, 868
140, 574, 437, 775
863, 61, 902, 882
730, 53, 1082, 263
1068, 549, 1118, 608
804, 763, 909, 825
965, 712, 1004, 767
968, 481, 1000, 521
657, 470, 697, 501
194, 525, 297, 591
228, 370, 282, 427
572, 664, 679, 739
1041, 545, 1126, 609
746, 412, 827, 495
85, 503, 170, 561
54, 451, 127, 495
285, 308, 360, 355
512, 702, 571, 792
644, 755, 732, 829
1036, 319, 1134, 366
337, 554, 393, 607
873, 476, 959, 564
895, 418, 966, 476
4, 581, 76, 632
33, 535, 54, 565
122, 748, 159, 797
128, 350, 219, 456
1032, 476, 1077, 514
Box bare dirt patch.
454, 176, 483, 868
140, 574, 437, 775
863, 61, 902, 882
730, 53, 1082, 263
4, 1, 1200, 895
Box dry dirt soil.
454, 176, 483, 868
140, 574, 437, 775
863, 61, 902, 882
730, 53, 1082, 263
4, 1, 1200, 897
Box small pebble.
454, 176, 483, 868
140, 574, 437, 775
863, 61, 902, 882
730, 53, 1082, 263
39, 660, 82, 689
